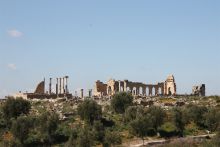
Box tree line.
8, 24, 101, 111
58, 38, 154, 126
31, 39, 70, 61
0, 93, 220, 147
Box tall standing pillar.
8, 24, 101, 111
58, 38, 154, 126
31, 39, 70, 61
62, 77, 65, 94
59, 78, 62, 94
118, 81, 121, 92
56, 78, 58, 96
80, 89, 84, 99
49, 78, 52, 94
88, 89, 92, 97
65, 76, 69, 94
124, 81, 127, 92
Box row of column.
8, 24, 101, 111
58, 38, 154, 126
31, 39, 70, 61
118, 81, 163, 96
55, 76, 69, 95
76, 89, 93, 98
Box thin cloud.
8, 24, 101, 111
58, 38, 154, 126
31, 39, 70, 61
7, 29, 23, 38
7, 63, 17, 70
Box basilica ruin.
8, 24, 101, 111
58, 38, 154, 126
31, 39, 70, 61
15, 76, 72, 99
93, 75, 177, 97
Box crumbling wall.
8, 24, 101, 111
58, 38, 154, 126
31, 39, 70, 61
34, 81, 45, 94
93, 80, 107, 97
192, 84, 205, 96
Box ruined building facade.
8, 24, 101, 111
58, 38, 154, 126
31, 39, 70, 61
93, 75, 177, 97
15, 76, 72, 99
192, 84, 205, 96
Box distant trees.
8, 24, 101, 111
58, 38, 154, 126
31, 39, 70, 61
103, 129, 122, 147
2, 97, 31, 121
186, 105, 208, 128
158, 122, 177, 138
77, 126, 94, 147
11, 116, 34, 146
111, 92, 133, 114
172, 108, 188, 137
125, 106, 144, 122
129, 116, 153, 146
38, 112, 59, 144
77, 99, 102, 124
147, 106, 166, 132
204, 108, 220, 132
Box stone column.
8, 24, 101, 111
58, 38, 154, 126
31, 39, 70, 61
88, 89, 92, 97
49, 78, 52, 94
65, 76, 69, 94
118, 81, 121, 92
56, 78, 58, 96
62, 77, 65, 94
80, 89, 84, 99
124, 81, 127, 92
59, 78, 62, 94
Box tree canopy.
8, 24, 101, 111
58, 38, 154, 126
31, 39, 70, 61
77, 99, 102, 124
111, 92, 133, 114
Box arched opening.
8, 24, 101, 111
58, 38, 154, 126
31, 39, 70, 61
158, 87, 162, 95
139, 87, 143, 96
152, 87, 155, 96
120, 86, 124, 92
126, 87, 131, 93
168, 87, 172, 95
146, 87, 149, 96
132, 87, 137, 95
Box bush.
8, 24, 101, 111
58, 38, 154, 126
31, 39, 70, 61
77, 99, 102, 124
111, 92, 133, 114
159, 122, 178, 138
2, 97, 31, 121
103, 129, 122, 147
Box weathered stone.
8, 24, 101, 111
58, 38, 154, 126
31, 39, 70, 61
192, 84, 205, 96
93, 75, 177, 97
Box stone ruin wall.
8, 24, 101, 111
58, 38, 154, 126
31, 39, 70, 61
93, 75, 177, 97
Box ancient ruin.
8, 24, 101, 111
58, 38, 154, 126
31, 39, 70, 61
93, 75, 177, 97
14, 76, 72, 99
192, 84, 206, 96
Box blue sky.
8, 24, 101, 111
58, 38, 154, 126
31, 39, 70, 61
0, 0, 220, 97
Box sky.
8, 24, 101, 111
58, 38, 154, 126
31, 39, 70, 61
0, 0, 220, 97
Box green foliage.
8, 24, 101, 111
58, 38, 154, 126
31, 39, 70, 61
159, 122, 177, 138
129, 115, 153, 145
186, 104, 208, 128
65, 128, 78, 147
124, 106, 144, 122
147, 106, 166, 131
184, 122, 199, 136
103, 129, 122, 147
172, 108, 188, 137
38, 112, 59, 144
77, 99, 102, 124
204, 108, 220, 132
2, 97, 31, 120
11, 116, 34, 145
93, 120, 105, 142
111, 92, 133, 114
77, 125, 94, 147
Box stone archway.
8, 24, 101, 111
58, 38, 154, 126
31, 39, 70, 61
168, 87, 172, 95
132, 87, 137, 95
152, 87, 156, 96
139, 87, 143, 96
158, 87, 162, 95
146, 87, 149, 96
